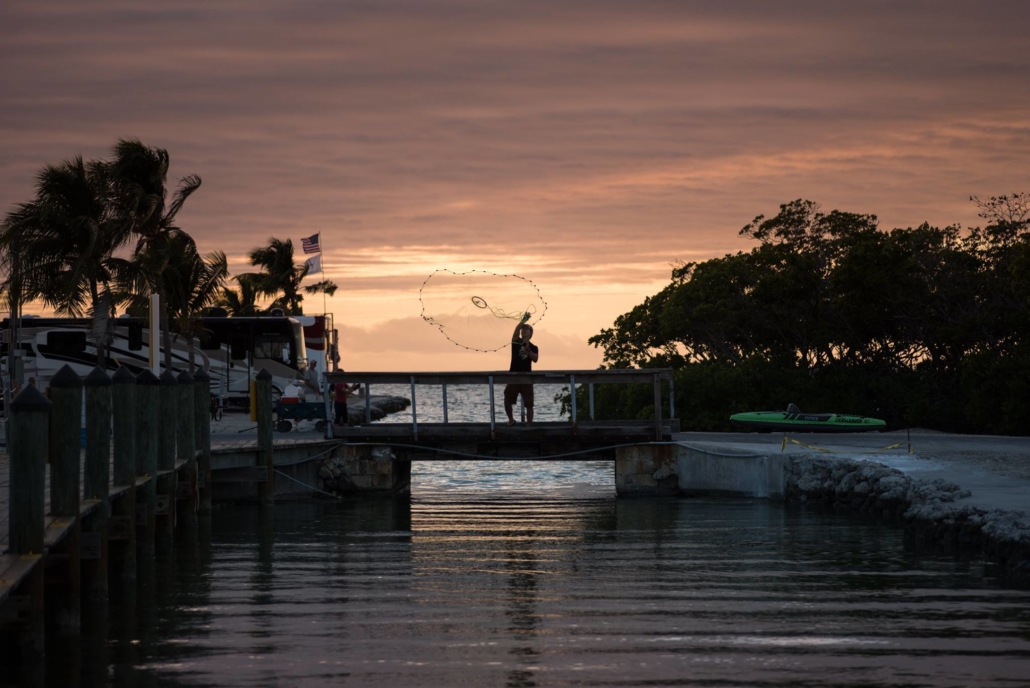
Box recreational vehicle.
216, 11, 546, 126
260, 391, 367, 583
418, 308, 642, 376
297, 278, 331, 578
1, 314, 331, 406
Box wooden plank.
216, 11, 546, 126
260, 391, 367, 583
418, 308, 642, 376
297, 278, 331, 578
43, 516, 75, 549
0, 554, 41, 604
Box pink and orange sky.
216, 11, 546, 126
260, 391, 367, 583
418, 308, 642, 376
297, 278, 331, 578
2, 1, 1029, 370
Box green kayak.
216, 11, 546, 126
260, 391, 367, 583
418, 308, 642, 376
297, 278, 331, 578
730, 404, 886, 433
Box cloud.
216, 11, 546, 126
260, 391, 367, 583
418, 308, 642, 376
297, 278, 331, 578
2, 0, 1029, 368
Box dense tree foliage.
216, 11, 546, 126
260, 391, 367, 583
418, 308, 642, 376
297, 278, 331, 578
582, 198, 1030, 434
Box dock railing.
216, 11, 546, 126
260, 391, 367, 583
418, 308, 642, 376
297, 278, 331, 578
323, 369, 675, 441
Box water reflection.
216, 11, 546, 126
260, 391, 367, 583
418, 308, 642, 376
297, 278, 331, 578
50, 489, 1030, 687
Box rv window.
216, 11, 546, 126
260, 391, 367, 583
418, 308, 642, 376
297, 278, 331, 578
128, 324, 143, 351
254, 336, 290, 363
45, 331, 87, 354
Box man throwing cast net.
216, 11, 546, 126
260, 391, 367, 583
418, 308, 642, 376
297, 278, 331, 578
504, 313, 539, 426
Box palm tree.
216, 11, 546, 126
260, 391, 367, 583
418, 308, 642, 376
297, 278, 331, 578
218, 274, 260, 316
244, 238, 340, 315
119, 232, 228, 373
245, 238, 308, 314
109, 138, 202, 370
0, 157, 125, 368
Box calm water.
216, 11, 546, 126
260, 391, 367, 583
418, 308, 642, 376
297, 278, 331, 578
369, 383, 571, 424
41, 459, 1030, 688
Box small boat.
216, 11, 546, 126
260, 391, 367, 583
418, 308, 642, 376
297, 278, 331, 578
730, 404, 886, 433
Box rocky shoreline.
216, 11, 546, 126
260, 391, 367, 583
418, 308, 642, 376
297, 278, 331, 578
344, 394, 410, 424
784, 455, 1030, 575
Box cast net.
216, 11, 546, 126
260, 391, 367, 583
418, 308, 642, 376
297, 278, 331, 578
419, 269, 547, 352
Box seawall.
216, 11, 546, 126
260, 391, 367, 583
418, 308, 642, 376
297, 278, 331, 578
666, 435, 1030, 575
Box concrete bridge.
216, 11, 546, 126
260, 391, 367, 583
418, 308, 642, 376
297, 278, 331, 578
322, 369, 684, 496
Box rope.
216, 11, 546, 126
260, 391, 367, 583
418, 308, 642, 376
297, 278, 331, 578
273, 468, 342, 500
780, 436, 913, 455
338, 439, 758, 461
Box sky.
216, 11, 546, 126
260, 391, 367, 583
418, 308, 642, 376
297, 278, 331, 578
2, 1, 1029, 371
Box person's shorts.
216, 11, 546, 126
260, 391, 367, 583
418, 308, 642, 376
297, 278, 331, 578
504, 384, 534, 408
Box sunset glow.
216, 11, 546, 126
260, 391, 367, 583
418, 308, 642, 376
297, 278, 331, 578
3, 1, 1028, 370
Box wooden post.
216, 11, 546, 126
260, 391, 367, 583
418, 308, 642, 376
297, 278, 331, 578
47, 364, 83, 635
82, 367, 112, 606
135, 370, 159, 561
255, 369, 274, 504
156, 370, 178, 548
8, 385, 50, 663
193, 368, 212, 512
110, 366, 137, 587
176, 369, 197, 541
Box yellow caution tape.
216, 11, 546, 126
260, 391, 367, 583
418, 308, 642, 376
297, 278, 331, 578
780, 436, 912, 455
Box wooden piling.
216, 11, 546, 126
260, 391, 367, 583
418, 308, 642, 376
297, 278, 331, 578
156, 370, 179, 548
46, 364, 83, 636
193, 368, 212, 512
82, 367, 111, 606
255, 369, 274, 504
134, 370, 159, 561
176, 369, 197, 543
110, 366, 137, 587
8, 385, 50, 663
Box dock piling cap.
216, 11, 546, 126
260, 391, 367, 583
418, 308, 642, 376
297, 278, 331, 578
85, 366, 112, 387
159, 370, 179, 385
256, 369, 272, 381
50, 364, 83, 388
112, 366, 136, 385
135, 369, 159, 385
10, 383, 52, 413
177, 370, 194, 385
193, 367, 211, 383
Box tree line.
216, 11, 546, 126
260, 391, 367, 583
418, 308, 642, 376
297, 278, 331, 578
0, 139, 336, 370
580, 197, 1030, 435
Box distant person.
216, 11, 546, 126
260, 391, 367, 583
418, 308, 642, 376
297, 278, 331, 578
333, 377, 361, 426
504, 317, 539, 426
303, 360, 321, 400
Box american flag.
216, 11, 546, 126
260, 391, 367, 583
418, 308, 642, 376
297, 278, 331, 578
301, 233, 321, 254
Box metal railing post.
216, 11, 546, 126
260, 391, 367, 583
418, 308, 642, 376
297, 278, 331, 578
669, 376, 675, 419
410, 375, 418, 441
488, 375, 495, 439
588, 382, 595, 420
365, 383, 371, 424
653, 372, 663, 440
570, 374, 577, 432
323, 372, 333, 439
442, 383, 449, 424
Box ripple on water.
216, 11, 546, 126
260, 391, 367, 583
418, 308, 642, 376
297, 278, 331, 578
105, 466, 1030, 688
